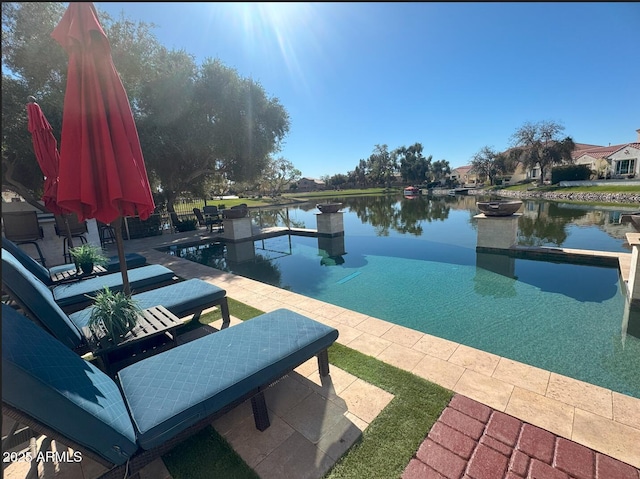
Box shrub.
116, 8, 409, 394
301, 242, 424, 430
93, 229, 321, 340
551, 164, 592, 184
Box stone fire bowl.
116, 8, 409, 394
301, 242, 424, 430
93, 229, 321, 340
316, 203, 343, 214
476, 200, 523, 216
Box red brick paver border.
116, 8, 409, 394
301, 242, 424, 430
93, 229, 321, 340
402, 394, 640, 479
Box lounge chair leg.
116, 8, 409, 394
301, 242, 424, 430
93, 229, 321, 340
251, 392, 270, 431
318, 349, 330, 377
220, 298, 231, 329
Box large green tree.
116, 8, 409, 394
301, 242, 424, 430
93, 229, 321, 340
396, 142, 432, 184
366, 144, 396, 187
430, 159, 451, 184
509, 120, 576, 186
2, 2, 290, 215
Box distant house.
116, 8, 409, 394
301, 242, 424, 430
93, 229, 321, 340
449, 166, 479, 187
608, 142, 639, 177
296, 177, 326, 192
505, 129, 640, 182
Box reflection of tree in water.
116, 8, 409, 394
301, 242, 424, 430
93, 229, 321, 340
255, 208, 306, 229
517, 201, 585, 246
180, 242, 283, 287
227, 253, 283, 288
326, 195, 451, 237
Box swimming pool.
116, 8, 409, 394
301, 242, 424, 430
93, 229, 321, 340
162, 195, 640, 398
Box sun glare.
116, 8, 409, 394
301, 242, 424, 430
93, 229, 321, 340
218, 3, 327, 90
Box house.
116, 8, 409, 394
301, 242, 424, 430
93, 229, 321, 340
296, 177, 326, 192
449, 166, 479, 187
506, 129, 640, 182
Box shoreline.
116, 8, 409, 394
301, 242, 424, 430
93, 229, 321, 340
431, 188, 640, 205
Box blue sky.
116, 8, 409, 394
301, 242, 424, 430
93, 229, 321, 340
96, 2, 640, 179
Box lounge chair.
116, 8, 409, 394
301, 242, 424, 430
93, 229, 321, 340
2, 237, 146, 283
2, 304, 338, 479
2, 248, 176, 312
2, 249, 230, 372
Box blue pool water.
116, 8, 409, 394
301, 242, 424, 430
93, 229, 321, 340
164, 196, 640, 398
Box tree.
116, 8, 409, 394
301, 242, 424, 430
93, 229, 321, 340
470, 146, 503, 186
261, 157, 301, 196
509, 120, 576, 186
325, 173, 348, 189
2, 3, 290, 215
396, 143, 432, 184
430, 159, 451, 184
366, 144, 396, 187
1, 2, 163, 207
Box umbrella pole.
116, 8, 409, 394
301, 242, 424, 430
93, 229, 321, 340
64, 215, 75, 252
111, 217, 131, 296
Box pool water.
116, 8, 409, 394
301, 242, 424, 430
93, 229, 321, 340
163, 196, 640, 398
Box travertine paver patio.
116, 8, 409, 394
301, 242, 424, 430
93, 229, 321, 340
3, 225, 640, 478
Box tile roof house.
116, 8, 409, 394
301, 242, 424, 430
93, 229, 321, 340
296, 177, 326, 192
449, 165, 479, 186
509, 129, 640, 182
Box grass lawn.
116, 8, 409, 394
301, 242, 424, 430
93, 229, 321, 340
164, 302, 453, 479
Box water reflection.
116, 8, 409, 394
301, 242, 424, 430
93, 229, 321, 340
285, 194, 636, 251
474, 250, 619, 303
317, 235, 346, 267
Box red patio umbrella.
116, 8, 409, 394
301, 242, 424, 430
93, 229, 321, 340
52, 2, 155, 295
26, 97, 67, 216
25, 96, 76, 249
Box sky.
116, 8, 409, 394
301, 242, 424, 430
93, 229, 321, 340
95, 2, 640, 179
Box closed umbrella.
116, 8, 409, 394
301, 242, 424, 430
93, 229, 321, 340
52, 2, 155, 295
25, 96, 75, 248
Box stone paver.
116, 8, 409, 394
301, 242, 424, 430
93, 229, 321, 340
403, 394, 640, 479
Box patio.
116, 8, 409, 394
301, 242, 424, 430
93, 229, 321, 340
2, 219, 640, 478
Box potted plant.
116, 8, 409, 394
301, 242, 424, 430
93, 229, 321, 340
88, 287, 142, 347
69, 243, 108, 275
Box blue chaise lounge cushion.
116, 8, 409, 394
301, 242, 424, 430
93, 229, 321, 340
68, 278, 227, 329
2, 249, 85, 350
1, 305, 138, 465
52, 264, 176, 308
118, 308, 339, 449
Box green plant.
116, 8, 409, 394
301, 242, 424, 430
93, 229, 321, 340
88, 287, 142, 345
69, 243, 108, 271
175, 218, 198, 232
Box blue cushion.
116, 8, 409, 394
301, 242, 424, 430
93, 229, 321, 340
118, 308, 338, 449
1, 305, 138, 465
52, 264, 175, 308
2, 249, 84, 350
48, 253, 147, 277
68, 279, 227, 329
1, 238, 52, 285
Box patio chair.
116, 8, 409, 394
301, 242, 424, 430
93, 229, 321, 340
54, 213, 89, 263
2, 237, 146, 283
2, 249, 230, 372
203, 205, 223, 232
2, 304, 338, 479
2, 248, 177, 312
2, 210, 47, 267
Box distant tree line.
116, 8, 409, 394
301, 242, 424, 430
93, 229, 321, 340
321, 143, 452, 190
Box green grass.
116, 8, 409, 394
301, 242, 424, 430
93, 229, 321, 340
163, 303, 453, 479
